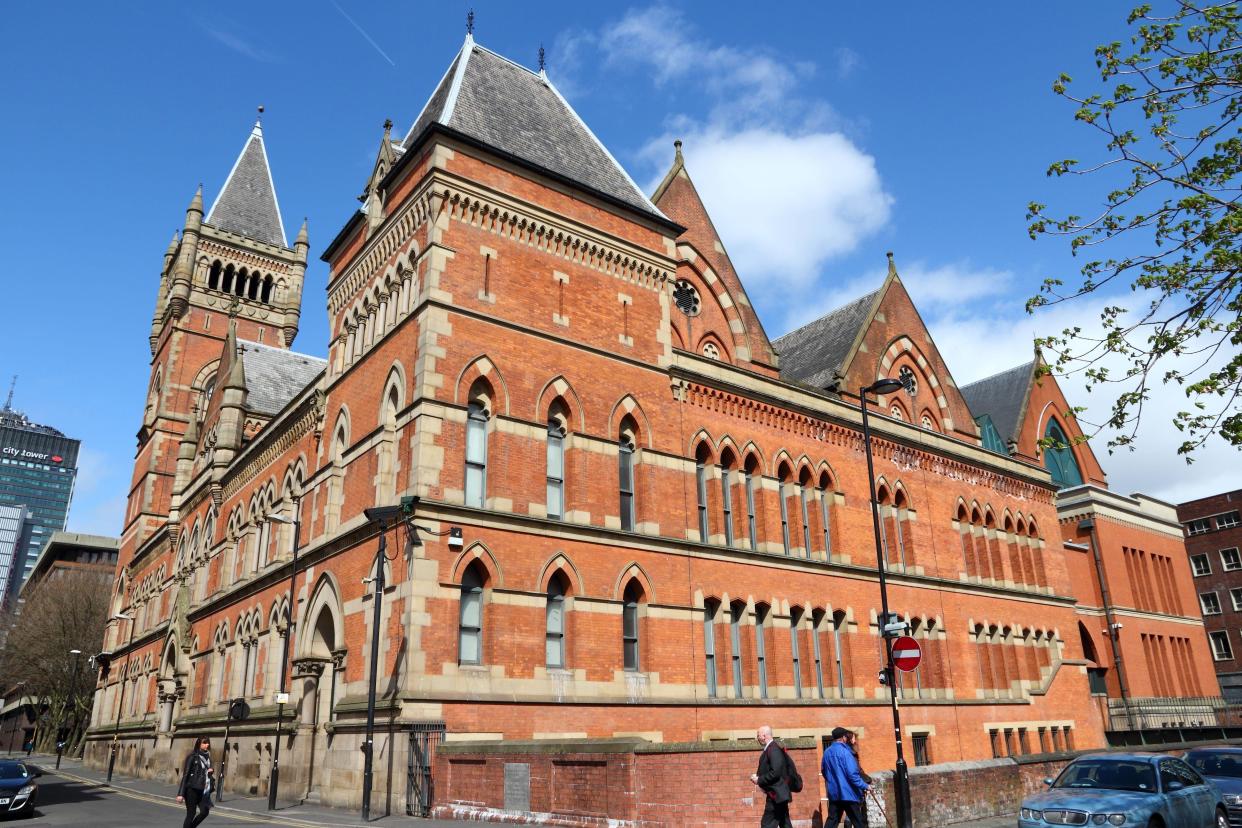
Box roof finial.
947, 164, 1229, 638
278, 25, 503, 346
257, 104, 264, 122
466, 9, 474, 35
3, 376, 15, 411
674, 139, 683, 160
886, 250, 897, 277
538, 44, 546, 73
383, 118, 392, 134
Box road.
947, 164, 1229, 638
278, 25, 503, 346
13, 772, 288, 827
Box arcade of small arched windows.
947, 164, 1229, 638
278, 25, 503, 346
337, 262, 417, 372
970, 623, 1061, 699
954, 502, 1048, 590
206, 259, 281, 305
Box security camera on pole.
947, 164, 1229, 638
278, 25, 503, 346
859, 376, 915, 828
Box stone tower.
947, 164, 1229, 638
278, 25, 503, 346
123, 117, 306, 567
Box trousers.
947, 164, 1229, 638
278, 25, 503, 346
760, 795, 792, 828
826, 798, 868, 828
182, 786, 212, 828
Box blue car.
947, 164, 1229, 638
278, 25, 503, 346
1018, 753, 1228, 827
1184, 747, 1242, 827
0, 760, 40, 819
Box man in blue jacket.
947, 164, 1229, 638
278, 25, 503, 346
822, 727, 869, 827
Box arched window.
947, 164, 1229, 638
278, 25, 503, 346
798, 467, 813, 559
695, 442, 712, 542
755, 604, 769, 698
208, 260, 222, 290
261, 274, 273, 304
458, 563, 486, 665
811, 609, 826, 699
831, 610, 849, 697
222, 264, 235, 294
546, 402, 567, 520
744, 455, 760, 551
720, 449, 736, 547
818, 471, 834, 558
777, 463, 793, 555
729, 601, 745, 697
618, 417, 638, 531
1043, 419, 1084, 488
790, 607, 804, 699
464, 382, 491, 508
247, 270, 259, 300
623, 580, 643, 671
545, 572, 568, 669
236, 267, 249, 297
703, 600, 720, 698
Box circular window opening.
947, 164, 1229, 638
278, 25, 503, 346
899, 366, 917, 397
890, 405, 905, 421
702, 342, 720, 360
673, 279, 701, 317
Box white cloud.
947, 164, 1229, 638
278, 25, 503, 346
649, 127, 891, 292
835, 47, 861, 79
196, 21, 279, 63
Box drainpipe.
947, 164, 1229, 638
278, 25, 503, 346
1079, 517, 1135, 730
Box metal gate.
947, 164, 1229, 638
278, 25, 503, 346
407, 721, 445, 817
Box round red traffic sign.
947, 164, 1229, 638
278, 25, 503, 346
892, 636, 922, 673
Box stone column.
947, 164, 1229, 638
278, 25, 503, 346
292, 660, 325, 727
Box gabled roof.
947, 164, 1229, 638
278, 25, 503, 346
773, 288, 882, 390
237, 340, 325, 417
206, 120, 287, 248
959, 360, 1037, 444
402, 35, 665, 221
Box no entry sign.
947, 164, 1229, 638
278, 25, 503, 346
892, 636, 922, 673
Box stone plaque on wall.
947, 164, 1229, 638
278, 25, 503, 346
504, 762, 530, 812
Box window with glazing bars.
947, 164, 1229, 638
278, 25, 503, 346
619, 438, 635, 531
730, 603, 744, 697
464, 402, 488, 508
745, 469, 758, 550
720, 466, 734, 546
704, 603, 718, 698
546, 419, 564, 520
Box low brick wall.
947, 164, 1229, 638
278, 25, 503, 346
433, 737, 823, 828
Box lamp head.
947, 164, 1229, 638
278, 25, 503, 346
112, 612, 133, 621
69, 649, 82, 655
864, 378, 904, 395
265, 514, 295, 525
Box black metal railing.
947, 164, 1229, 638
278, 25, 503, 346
1105, 696, 1242, 746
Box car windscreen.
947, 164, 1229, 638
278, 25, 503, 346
1187, 752, 1242, 778
1053, 760, 1156, 793
0, 763, 29, 780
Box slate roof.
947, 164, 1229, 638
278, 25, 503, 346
959, 361, 1036, 444
773, 289, 881, 389
206, 122, 287, 247
238, 341, 325, 417
402, 36, 665, 220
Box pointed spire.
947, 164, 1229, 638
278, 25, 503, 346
3, 376, 15, 412
887, 250, 898, 278
296, 218, 309, 247
188, 185, 203, 219
206, 117, 287, 247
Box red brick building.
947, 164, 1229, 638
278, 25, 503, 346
963, 361, 1220, 730
1178, 490, 1242, 700
88, 35, 1165, 825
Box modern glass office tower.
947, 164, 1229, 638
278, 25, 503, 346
0, 398, 79, 603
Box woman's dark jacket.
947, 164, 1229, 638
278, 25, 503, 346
178, 750, 212, 796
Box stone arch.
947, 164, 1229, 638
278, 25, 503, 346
613, 562, 655, 603
696, 331, 731, 364
536, 375, 586, 432
715, 436, 742, 466
609, 395, 652, 448
877, 335, 955, 432
691, 431, 717, 463
772, 450, 796, 480
450, 541, 503, 587
330, 406, 351, 464
740, 442, 766, 474
455, 355, 511, 416
159, 632, 189, 680
382, 361, 406, 416
538, 553, 584, 597
300, 576, 343, 662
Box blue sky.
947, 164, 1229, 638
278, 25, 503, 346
0, 2, 1233, 536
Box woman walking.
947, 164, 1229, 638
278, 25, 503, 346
175, 736, 215, 828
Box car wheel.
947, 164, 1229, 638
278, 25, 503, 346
1218, 807, 1229, 828
1147, 817, 1164, 828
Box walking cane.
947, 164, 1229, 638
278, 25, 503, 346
868, 787, 894, 828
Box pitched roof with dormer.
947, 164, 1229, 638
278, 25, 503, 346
206, 120, 287, 248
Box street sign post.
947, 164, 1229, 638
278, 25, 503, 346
892, 636, 922, 673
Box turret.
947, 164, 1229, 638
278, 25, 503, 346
284, 219, 308, 346
149, 230, 180, 353
167, 187, 204, 318
214, 321, 249, 464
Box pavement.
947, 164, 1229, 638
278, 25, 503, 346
6, 752, 474, 826
5, 751, 1019, 827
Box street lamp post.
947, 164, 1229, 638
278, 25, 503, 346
264, 504, 302, 811
56, 649, 82, 770
359, 508, 398, 823
859, 377, 914, 828
106, 613, 135, 783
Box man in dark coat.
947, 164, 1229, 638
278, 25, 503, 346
750, 725, 794, 828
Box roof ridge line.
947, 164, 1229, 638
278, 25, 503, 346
440, 34, 475, 125
402, 35, 472, 145
959, 359, 1036, 390
775, 286, 881, 342
542, 75, 666, 218
470, 38, 543, 78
